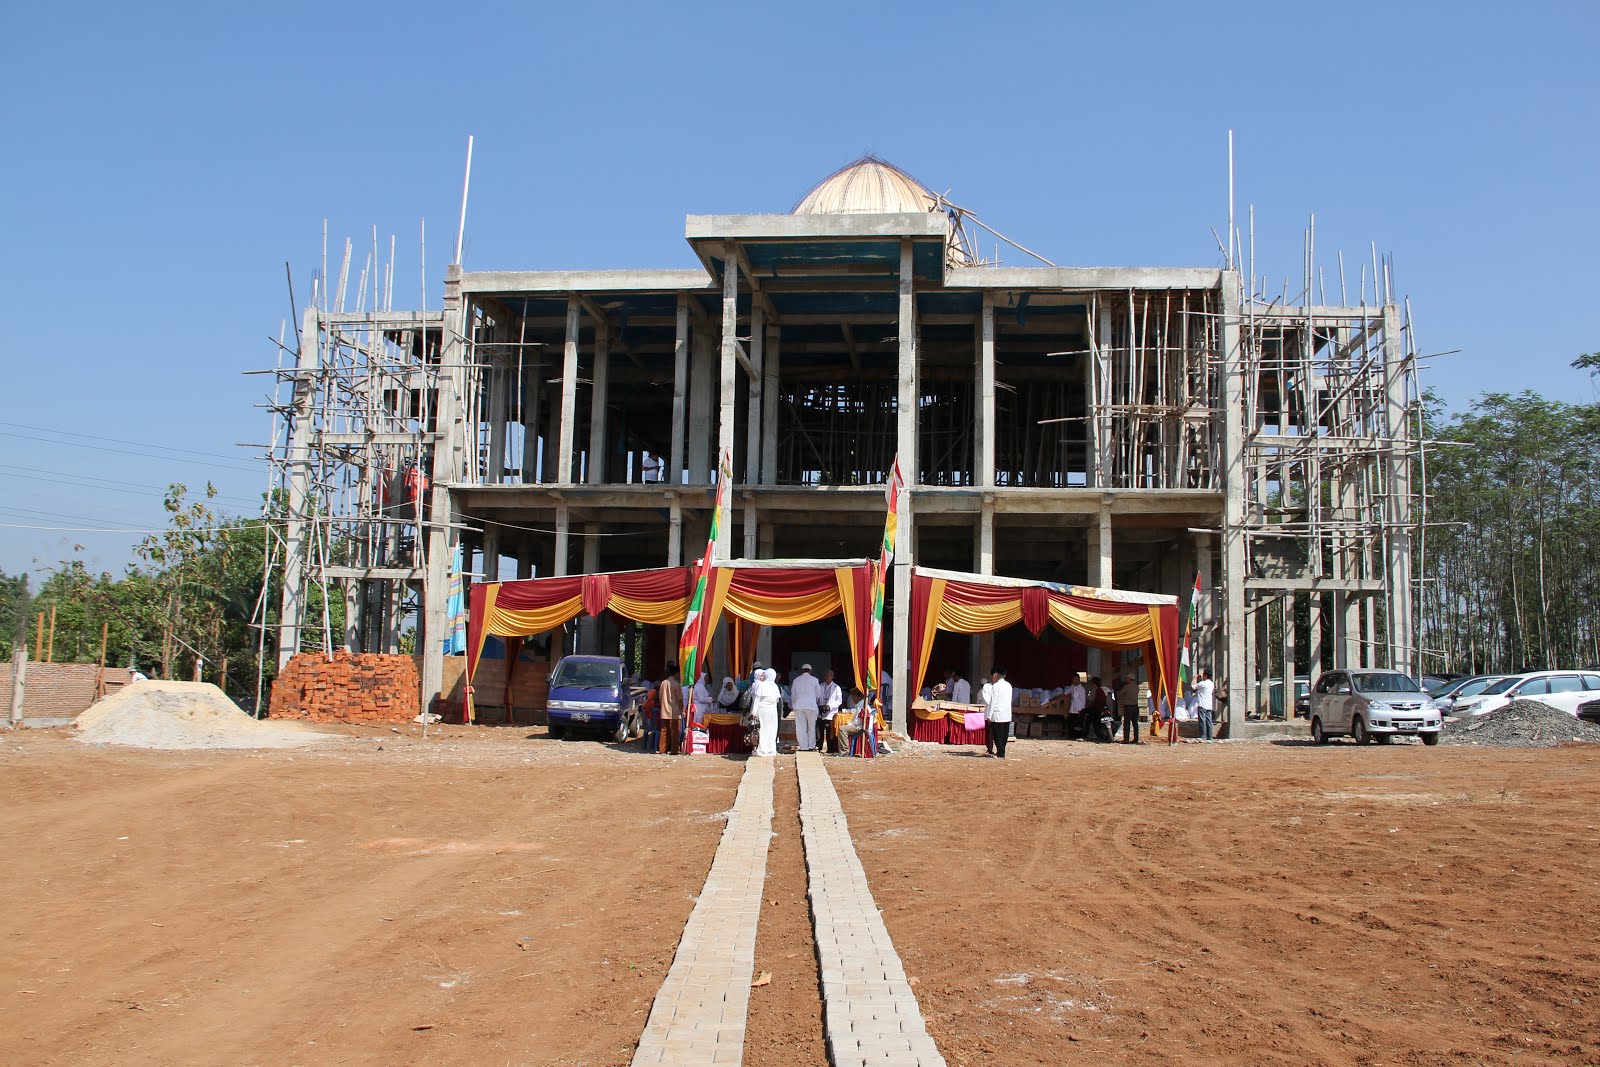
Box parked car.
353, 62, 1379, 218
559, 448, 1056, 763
1452, 670, 1600, 718
1268, 676, 1312, 718
1420, 672, 1466, 692
1429, 674, 1513, 713
1578, 698, 1600, 727
543, 655, 640, 742
1309, 669, 1442, 745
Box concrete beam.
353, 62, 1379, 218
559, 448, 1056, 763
686, 212, 948, 241
946, 266, 1223, 291
459, 269, 712, 295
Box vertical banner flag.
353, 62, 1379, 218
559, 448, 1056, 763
444, 544, 468, 656
867, 456, 905, 710
1174, 572, 1202, 744
679, 448, 732, 687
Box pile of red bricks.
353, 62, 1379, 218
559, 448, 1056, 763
270, 651, 419, 724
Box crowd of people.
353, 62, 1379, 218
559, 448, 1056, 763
633, 661, 881, 757
631, 658, 1221, 757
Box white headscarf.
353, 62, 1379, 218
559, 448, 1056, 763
753, 668, 780, 700
717, 677, 739, 707
692, 672, 714, 704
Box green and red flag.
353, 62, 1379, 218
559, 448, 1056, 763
1174, 572, 1202, 744
866, 456, 905, 706
679, 448, 732, 686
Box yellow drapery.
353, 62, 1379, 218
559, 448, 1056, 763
1046, 600, 1154, 649
608, 593, 690, 626
936, 598, 1023, 634
912, 705, 967, 721
833, 567, 868, 696
704, 711, 744, 726
721, 586, 842, 627
910, 578, 948, 701
485, 595, 587, 638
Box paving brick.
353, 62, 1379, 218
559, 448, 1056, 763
795, 751, 947, 1067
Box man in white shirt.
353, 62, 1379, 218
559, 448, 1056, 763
1194, 669, 1217, 742
817, 669, 844, 753
982, 666, 1014, 759
949, 669, 972, 705
789, 663, 823, 751
1067, 674, 1089, 739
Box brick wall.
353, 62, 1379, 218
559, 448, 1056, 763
0, 662, 132, 719
269, 652, 420, 724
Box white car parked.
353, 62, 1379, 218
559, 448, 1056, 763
1309, 669, 1443, 745
1453, 670, 1600, 717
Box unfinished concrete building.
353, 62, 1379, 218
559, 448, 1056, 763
262, 157, 1422, 735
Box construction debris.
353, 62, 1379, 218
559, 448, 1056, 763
75, 681, 323, 750
1440, 700, 1600, 748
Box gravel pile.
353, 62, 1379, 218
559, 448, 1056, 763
1440, 699, 1600, 748
76, 681, 326, 750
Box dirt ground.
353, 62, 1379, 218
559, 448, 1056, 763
833, 738, 1600, 1066
4, 726, 1598, 1066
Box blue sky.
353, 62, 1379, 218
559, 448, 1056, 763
2, 1, 1596, 577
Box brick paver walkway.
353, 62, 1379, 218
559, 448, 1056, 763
631, 757, 775, 1066
796, 751, 946, 1067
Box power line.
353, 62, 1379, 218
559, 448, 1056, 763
0, 430, 260, 474
0, 421, 257, 465
0, 467, 261, 509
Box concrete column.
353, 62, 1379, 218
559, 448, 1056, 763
516, 551, 532, 581
1280, 594, 1295, 718
1087, 502, 1113, 678
1382, 305, 1414, 676
977, 505, 995, 680
421, 268, 466, 712
558, 297, 579, 483
688, 330, 713, 484
671, 296, 689, 485
716, 246, 738, 560
579, 525, 600, 652
889, 239, 918, 734
554, 503, 570, 577
487, 358, 507, 483
588, 318, 609, 484
757, 524, 775, 668
482, 525, 501, 584
746, 306, 763, 486
743, 500, 757, 559
343, 580, 361, 652
277, 305, 322, 669
1089, 303, 1113, 487
667, 496, 683, 567
1219, 271, 1247, 728
1194, 531, 1214, 672
1308, 590, 1323, 679
761, 322, 780, 485
385, 578, 403, 654
521, 350, 541, 484
978, 293, 995, 488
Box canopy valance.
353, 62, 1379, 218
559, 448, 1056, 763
908, 567, 1181, 708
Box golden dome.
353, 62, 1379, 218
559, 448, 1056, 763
792, 155, 942, 215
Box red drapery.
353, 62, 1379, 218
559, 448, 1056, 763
466, 564, 876, 721
907, 571, 1181, 710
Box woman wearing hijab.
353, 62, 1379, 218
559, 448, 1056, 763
691, 670, 715, 729
751, 668, 781, 757
716, 676, 740, 710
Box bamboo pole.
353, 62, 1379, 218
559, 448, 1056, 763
34, 611, 43, 661
46, 604, 56, 664
95, 621, 108, 700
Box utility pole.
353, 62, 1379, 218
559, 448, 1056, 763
10, 578, 30, 727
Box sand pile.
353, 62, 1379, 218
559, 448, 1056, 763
75, 681, 325, 750
1440, 699, 1600, 748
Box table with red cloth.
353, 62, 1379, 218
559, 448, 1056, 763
910, 700, 988, 745
702, 712, 750, 755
